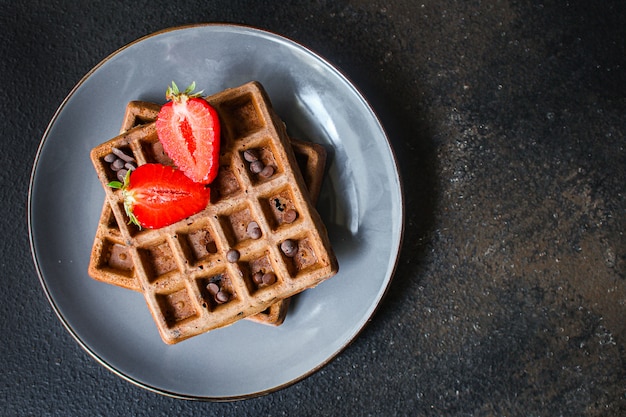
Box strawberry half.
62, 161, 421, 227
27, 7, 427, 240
109, 164, 211, 229
155, 82, 221, 184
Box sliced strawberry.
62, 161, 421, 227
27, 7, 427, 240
155, 82, 221, 184
109, 163, 210, 229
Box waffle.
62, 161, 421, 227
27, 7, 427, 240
88, 100, 328, 326
89, 81, 338, 343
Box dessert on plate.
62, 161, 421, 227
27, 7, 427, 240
88, 81, 338, 344
89, 99, 328, 326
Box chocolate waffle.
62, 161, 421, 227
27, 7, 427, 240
89, 82, 338, 343
88, 99, 328, 326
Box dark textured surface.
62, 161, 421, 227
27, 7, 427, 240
2, 0, 625, 415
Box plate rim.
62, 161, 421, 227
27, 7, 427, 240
28, 22, 405, 401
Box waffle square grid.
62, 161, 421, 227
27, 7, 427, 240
88, 99, 327, 327
89, 82, 338, 344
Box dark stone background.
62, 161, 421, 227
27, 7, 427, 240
1, 1, 624, 415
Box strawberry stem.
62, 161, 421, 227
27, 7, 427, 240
106, 170, 142, 229
165, 81, 204, 102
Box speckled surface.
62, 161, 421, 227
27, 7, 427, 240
2, 0, 625, 415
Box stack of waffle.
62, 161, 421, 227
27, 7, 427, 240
88, 82, 338, 344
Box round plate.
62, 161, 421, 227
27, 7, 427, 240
28, 24, 403, 400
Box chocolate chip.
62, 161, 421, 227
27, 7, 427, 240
243, 149, 259, 162
111, 158, 125, 171
247, 221, 262, 239
116, 169, 128, 182
249, 160, 264, 174
280, 239, 298, 257
283, 209, 297, 223
252, 271, 264, 285
262, 272, 276, 285
226, 249, 240, 263
104, 153, 117, 163
206, 282, 220, 295
112, 147, 136, 163
215, 290, 230, 304
124, 161, 137, 171
259, 165, 275, 178
206, 241, 217, 253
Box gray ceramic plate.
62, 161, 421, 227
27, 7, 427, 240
29, 24, 403, 400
